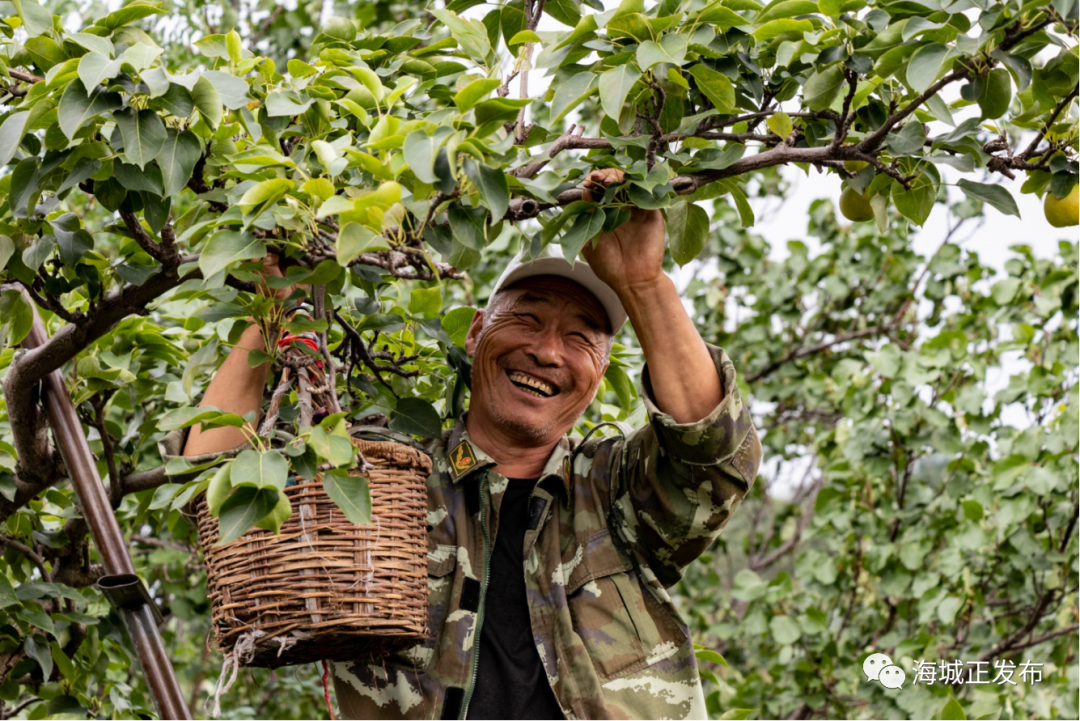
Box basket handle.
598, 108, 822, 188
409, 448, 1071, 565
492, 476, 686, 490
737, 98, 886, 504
346, 425, 434, 457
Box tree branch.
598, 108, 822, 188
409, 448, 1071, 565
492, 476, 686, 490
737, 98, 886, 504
1021, 85, 1078, 159
0, 534, 51, 581
857, 70, 968, 152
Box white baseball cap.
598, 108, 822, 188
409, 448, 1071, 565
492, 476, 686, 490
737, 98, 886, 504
490, 246, 627, 332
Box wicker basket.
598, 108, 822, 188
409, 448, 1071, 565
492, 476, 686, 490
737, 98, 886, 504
194, 435, 431, 668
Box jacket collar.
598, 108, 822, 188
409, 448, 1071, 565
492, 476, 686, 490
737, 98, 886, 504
445, 416, 574, 505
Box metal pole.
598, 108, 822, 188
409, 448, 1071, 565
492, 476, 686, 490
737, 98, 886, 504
19, 296, 192, 720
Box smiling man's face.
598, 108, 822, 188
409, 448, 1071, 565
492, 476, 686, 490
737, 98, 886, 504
465, 275, 612, 446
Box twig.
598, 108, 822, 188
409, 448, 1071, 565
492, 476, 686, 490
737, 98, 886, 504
1021, 85, 1078, 159
0, 535, 50, 582
258, 368, 293, 437
249, 6, 284, 49
312, 285, 341, 414
6, 69, 43, 84
857, 70, 968, 152
297, 367, 314, 431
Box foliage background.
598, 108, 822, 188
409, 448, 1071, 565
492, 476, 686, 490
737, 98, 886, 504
0, 0, 1076, 718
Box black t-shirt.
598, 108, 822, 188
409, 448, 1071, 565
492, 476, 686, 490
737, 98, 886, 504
466, 478, 564, 720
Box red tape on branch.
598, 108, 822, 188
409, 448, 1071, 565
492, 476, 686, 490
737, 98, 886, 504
278, 334, 324, 369
321, 659, 336, 720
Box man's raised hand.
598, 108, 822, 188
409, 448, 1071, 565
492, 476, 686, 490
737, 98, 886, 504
580, 168, 667, 296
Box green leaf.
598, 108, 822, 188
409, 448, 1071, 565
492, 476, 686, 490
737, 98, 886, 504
255, 489, 292, 533
957, 179, 1020, 218
454, 78, 502, 112
885, 121, 925, 156
226, 30, 243, 64
752, 18, 813, 41
448, 203, 487, 250
687, 64, 735, 112
905, 42, 948, 93
157, 405, 244, 432
599, 64, 640, 120
206, 462, 232, 516
114, 108, 167, 169
194, 33, 229, 59
940, 697, 967, 721
694, 647, 728, 666
12, 0, 53, 37
0, 236, 14, 272
389, 397, 444, 438
0, 289, 34, 347
464, 159, 510, 221
758, 0, 820, 22
202, 70, 251, 110
717, 179, 755, 227
442, 307, 478, 347
158, 129, 201, 197
217, 487, 279, 544
265, 90, 313, 117
191, 75, 224, 128
0, 111, 31, 168
718, 711, 758, 720
991, 277, 1022, 304
77, 51, 120, 90
409, 287, 442, 316
152, 83, 195, 118
978, 68, 1012, 120
544, 0, 582, 25
637, 34, 688, 69
696, 2, 749, 28
508, 29, 541, 45
961, 499, 983, 521
561, 209, 606, 262
937, 595, 963, 623
766, 111, 792, 139
893, 173, 936, 226
403, 130, 443, 184
429, 9, 494, 63
554, 13, 598, 49
58, 80, 122, 139
550, 71, 599, 123
49, 214, 94, 267
24, 635, 53, 681
308, 424, 356, 466
230, 449, 289, 491
769, 615, 801, 645
322, 470, 372, 525
238, 178, 293, 219
668, 199, 710, 266
97, 1, 166, 30
199, 230, 266, 278
336, 223, 380, 265
803, 65, 844, 111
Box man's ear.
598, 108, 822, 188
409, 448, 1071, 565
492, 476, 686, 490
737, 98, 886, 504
464, 309, 486, 359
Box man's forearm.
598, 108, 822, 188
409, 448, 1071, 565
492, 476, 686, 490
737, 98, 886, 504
618, 275, 723, 424
182, 323, 272, 456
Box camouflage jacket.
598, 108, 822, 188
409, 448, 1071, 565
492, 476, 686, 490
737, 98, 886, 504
331, 343, 761, 720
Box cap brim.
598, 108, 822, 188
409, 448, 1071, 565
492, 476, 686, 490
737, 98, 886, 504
495, 257, 627, 333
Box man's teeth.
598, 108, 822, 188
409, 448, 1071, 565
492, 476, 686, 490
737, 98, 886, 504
508, 371, 554, 397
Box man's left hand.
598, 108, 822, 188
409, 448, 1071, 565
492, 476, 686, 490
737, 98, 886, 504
580, 168, 666, 295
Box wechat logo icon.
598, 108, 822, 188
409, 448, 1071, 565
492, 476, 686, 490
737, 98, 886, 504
863, 652, 906, 689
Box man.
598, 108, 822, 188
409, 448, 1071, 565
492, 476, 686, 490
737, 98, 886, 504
177, 169, 762, 720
